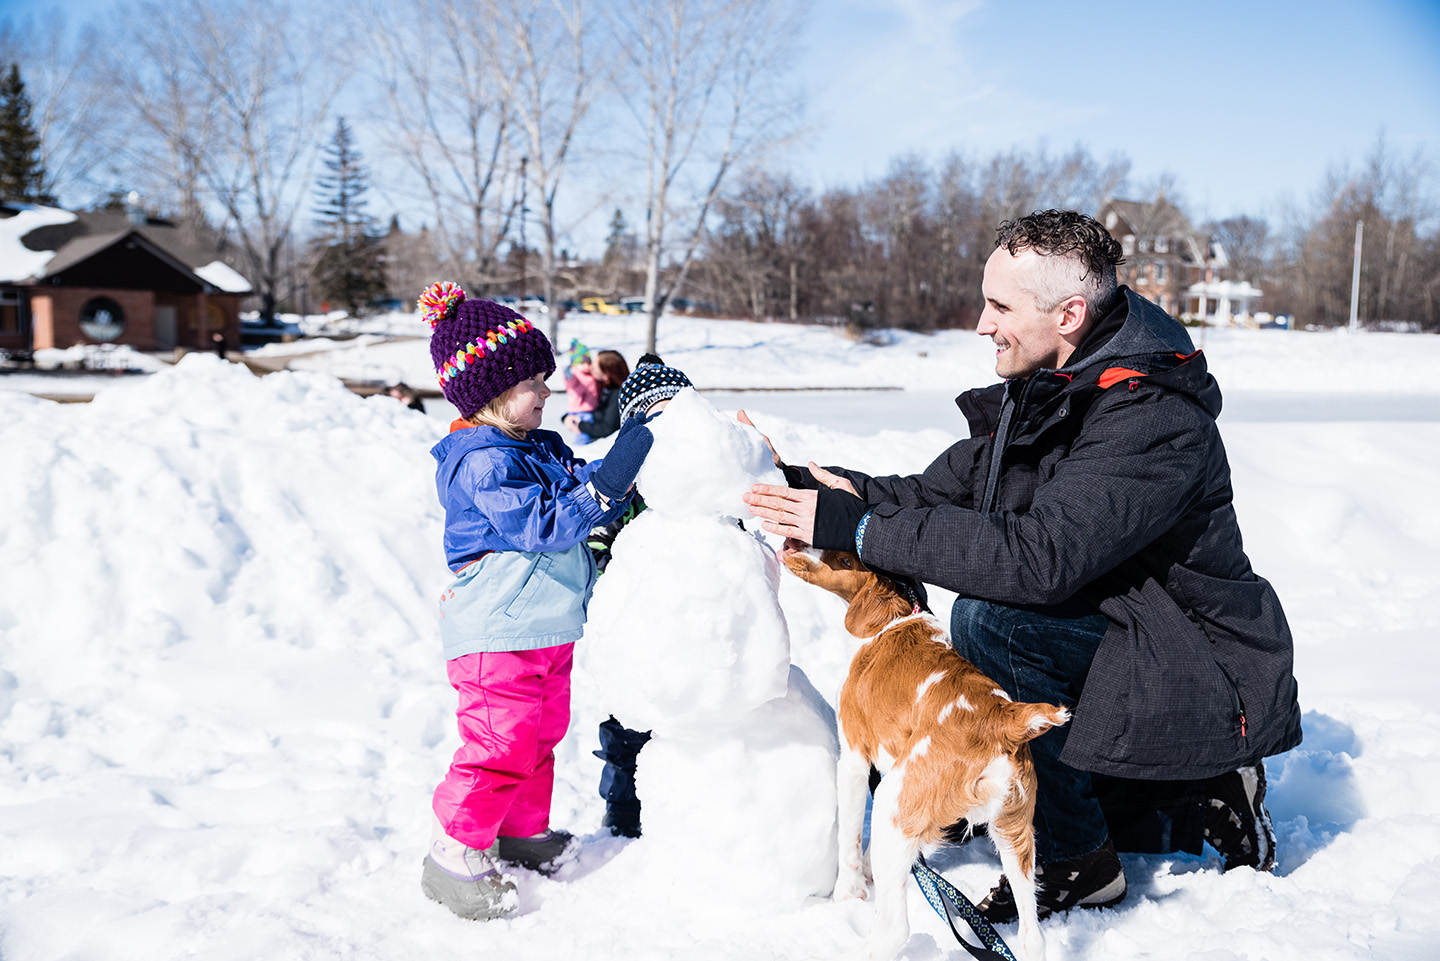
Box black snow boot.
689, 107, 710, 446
594, 716, 651, 838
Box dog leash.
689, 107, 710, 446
911, 854, 1017, 961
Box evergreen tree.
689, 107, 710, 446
0, 63, 53, 203
602, 208, 628, 268
310, 117, 385, 314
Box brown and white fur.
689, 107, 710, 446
784, 549, 1069, 961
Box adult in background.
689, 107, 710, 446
564, 349, 630, 441
743, 209, 1301, 921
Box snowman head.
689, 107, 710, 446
636, 387, 784, 519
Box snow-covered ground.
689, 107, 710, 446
2, 311, 1439, 960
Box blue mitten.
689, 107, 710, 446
592, 418, 655, 501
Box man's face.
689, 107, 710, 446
977, 247, 1070, 380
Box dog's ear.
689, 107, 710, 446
843, 575, 913, 637
999, 703, 1071, 747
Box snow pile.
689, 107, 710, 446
580, 387, 838, 908
1, 319, 1440, 959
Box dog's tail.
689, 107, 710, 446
1001, 702, 1070, 747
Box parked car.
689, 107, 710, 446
581, 297, 624, 315
363, 297, 409, 316
240, 315, 303, 347
621, 296, 647, 313
560, 299, 583, 312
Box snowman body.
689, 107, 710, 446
583, 388, 838, 908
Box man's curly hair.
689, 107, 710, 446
994, 209, 1125, 315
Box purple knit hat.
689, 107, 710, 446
418, 282, 556, 418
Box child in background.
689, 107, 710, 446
589, 353, 693, 838
563, 338, 601, 444
415, 282, 658, 921
566, 349, 630, 441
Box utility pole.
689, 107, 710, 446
1348, 219, 1363, 332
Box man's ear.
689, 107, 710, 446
1057, 294, 1088, 335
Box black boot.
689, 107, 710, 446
595, 716, 651, 838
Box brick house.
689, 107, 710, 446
1097, 197, 1261, 323
0, 201, 251, 357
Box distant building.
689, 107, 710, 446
1097, 197, 1262, 324
0, 199, 251, 357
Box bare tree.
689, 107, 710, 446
704, 169, 807, 320
365, 0, 523, 293
192, 0, 347, 320
1207, 215, 1270, 284
108, 2, 218, 228
111, 0, 346, 319
611, 0, 803, 352
1290, 133, 1437, 328
488, 0, 602, 344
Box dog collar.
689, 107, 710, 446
866, 610, 939, 641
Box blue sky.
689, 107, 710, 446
4, 0, 1438, 236
793, 0, 1440, 222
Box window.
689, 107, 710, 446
1155, 236, 1169, 253
1122, 235, 1135, 255
0, 288, 22, 334
1155, 262, 1167, 283
1137, 262, 1149, 285
80, 296, 126, 342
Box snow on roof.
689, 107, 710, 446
0, 203, 77, 283
195, 260, 253, 294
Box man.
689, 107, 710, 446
744, 209, 1302, 921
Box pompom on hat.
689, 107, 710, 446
618, 352, 693, 422
418, 281, 556, 418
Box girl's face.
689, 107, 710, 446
500, 374, 551, 433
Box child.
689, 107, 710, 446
562, 338, 600, 444
588, 353, 693, 838
565, 349, 630, 441
416, 282, 656, 921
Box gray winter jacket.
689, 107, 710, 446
827, 288, 1303, 779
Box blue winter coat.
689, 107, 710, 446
431, 426, 628, 657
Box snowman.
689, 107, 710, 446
579, 360, 838, 910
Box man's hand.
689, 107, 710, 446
745, 462, 858, 545
736, 409, 781, 467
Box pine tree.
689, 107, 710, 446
0, 63, 53, 203
602, 208, 628, 268
310, 117, 385, 314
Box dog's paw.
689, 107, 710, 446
833, 870, 870, 902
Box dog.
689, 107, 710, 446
783, 548, 1069, 961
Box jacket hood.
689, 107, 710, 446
1066, 286, 1196, 375
431, 424, 534, 464
1065, 287, 1221, 418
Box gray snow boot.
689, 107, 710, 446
421, 821, 519, 921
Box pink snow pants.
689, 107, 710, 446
432, 643, 574, 849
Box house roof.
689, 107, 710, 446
1100, 197, 1197, 242
0, 201, 252, 293
0, 203, 76, 282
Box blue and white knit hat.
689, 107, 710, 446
618, 353, 692, 422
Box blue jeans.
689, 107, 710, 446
950, 596, 1110, 864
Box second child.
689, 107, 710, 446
415, 282, 657, 922
562, 339, 601, 444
